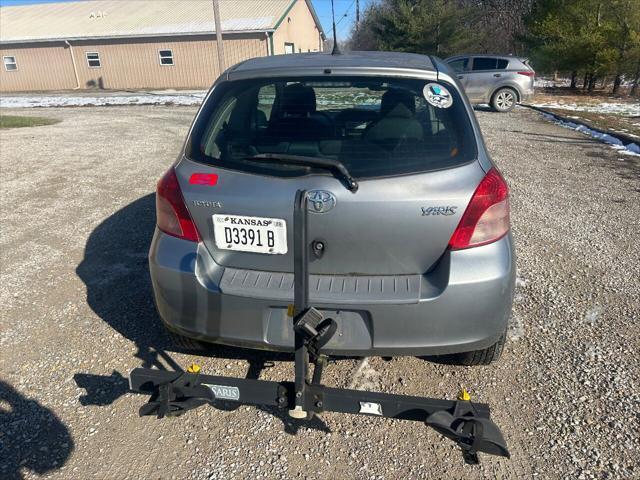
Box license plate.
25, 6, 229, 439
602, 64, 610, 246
213, 214, 287, 254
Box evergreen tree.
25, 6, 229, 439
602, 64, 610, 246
348, 0, 640, 95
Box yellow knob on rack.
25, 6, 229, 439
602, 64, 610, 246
457, 388, 471, 401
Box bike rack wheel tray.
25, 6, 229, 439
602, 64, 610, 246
129, 190, 510, 465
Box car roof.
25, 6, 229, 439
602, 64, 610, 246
230, 51, 436, 74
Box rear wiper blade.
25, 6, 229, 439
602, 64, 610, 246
246, 153, 358, 192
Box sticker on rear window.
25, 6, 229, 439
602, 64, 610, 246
424, 83, 453, 109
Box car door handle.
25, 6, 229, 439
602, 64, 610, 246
457, 75, 464, 79
493, 73, 501, 77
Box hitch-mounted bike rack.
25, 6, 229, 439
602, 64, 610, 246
129, 190, 510, 465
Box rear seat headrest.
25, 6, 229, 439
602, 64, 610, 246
380, 89, 416, 118
282, 83, 317, 116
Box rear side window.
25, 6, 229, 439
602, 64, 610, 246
187, 76, 477, 179
447, 58, 468, 73
472, 58, 497, 70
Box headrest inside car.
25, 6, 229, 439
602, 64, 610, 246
282, 83, 317, 117
380, 89, 416, 118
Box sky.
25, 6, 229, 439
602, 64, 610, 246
312, 0, 373, 41
0, 0, 373, 41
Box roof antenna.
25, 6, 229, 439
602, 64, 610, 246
330, 0, 341, 55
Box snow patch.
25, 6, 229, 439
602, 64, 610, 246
0, 92, 206, 108
540, 112, 640, 156
532, 101, 640, 116
534, 77, 571, 88
624, 142, 640, 154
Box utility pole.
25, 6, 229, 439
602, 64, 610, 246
356, 0, 360, 32
212, 0, 226, 73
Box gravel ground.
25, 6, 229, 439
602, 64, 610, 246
1, 105, 638, 479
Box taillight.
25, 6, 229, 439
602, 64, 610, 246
448, 168, 510, 250
517, 71, 534, 77
156, 167, 200, 242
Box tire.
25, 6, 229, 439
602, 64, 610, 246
490, 88, 517, 113
433, 330, 507, 366
167, 329, 209, 353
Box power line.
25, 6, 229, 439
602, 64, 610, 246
336, 0, 356, 26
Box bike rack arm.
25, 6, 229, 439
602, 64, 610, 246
292, 190, 310, 417
129, 367, 491, 421
130, 368, 289, 408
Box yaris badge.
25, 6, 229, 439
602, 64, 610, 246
422, 206, 457, 216
306, 190, 337, 213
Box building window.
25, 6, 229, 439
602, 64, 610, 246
3, 56, 17, 71
284, 42, 295, 54
86, 52, 101, 68
159, 49, 174, 66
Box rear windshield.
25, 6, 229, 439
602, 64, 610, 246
187, 76, 477, 179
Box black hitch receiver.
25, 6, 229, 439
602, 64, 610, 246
129, 189, 510, 465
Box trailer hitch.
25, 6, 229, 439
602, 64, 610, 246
292, 307, 337, 362
129, 189, 510, 465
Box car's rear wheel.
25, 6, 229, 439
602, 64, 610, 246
432, 330, 507, 366
491, 88, 517, 112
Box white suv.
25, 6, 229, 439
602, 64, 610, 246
445, 54, 535, 112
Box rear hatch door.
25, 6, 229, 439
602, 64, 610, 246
177, 158, 485, 275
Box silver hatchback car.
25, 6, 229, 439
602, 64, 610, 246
445, 54, 535, 112
150, 52, 515, 365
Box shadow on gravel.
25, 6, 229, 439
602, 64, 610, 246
76, 193, 171, 371
0, 380, 74, 480
73, 371, 129, 406
507, 130, 596, 147
584, 150, 640, 182
513, 130, 596, 143
75, 194, 329, 433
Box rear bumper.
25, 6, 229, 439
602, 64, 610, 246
520, 89, 534, 102
149, 229, 515, 356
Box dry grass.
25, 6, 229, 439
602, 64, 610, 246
533, 85, 638, 105
531, 87, 640, 138
0, 114, 60, 129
